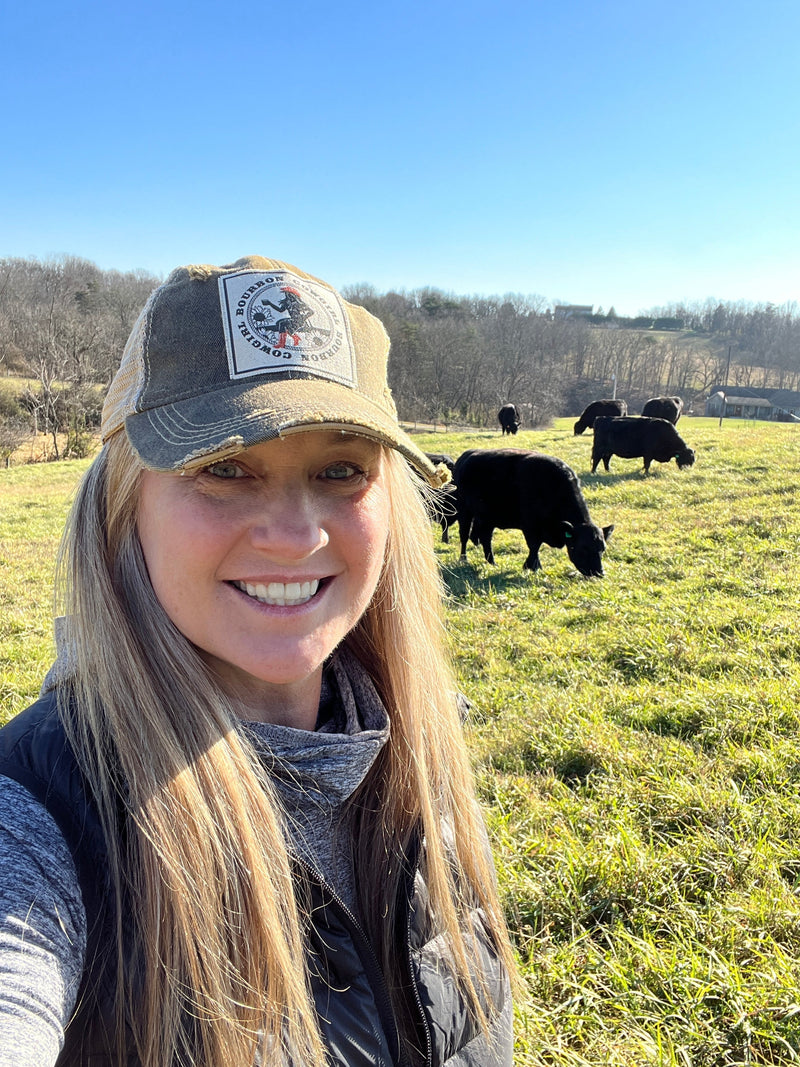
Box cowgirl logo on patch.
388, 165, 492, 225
218, 270, 357, 388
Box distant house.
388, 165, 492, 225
554, 304, 593, 321
705, 386, 800, 422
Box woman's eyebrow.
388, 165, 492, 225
327, 433, 380, 452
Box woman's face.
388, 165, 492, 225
136, 431, 390, 726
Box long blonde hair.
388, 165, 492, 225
56, 430, 514, 1066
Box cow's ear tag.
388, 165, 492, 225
565, 531, 573, 539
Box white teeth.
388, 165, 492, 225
236, 579, 319, 606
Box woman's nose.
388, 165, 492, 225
246, 488, 329, 560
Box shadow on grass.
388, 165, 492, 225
438, 547, 601, 603
439, 560, 536, 602
582, 467, 657, 487
491, 741, 608, 788
633, 709, 704, 741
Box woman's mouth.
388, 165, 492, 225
232, 578, 321, 607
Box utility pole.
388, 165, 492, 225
719, 345, 732, 428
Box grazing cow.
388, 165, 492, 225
573, 398, 628, 435
454, 448, 613, 576
424, 452, 455, 472
642, 395, 683, 423
591, 416, 695, 474
424, 453, 458, 543
498, 404, 521, 434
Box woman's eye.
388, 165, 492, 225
204, 461, 245, 479
323, 462, 363, 481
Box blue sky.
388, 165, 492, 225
2, 0, 798, 316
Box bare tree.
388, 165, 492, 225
0, 416, 30, 467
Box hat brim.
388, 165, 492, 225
124, 376, 446, 486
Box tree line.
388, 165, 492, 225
0, 256, 158, 460
344, 285, 800, 427
1, 255, 798, 462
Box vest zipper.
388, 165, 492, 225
401, 848, 433, 1067
295, 856, 413, 1067
405, 905, 433, 1066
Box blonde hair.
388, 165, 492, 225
56, 430, 514, 1066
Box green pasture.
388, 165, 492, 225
0, 459, 89, 707
2, 417, 800, 1064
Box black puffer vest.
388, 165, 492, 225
0, 693, 512, 1066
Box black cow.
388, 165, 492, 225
642, 395, 683, 423
424, 453, 458, 543
425, 452, 455, 473
573, 398, 628, 435
454, 448, 613, 576
591, 416, 695, 474
498, 404, 521, 434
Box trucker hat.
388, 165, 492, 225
101, 255, 448, 486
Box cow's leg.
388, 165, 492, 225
458, 511, 473, 560
522, 535, 543, 571
469, 519, 494, 563
602, 455, 611, 471
478, 524, 495, 564
643, 455, 652, 473
591, 451, 600, 473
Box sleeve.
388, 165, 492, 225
0, 775, 87, 1067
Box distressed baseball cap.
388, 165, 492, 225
101, 255, 448, 486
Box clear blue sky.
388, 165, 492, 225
2, 0, 798, 316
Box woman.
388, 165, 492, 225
0, 256, 515, 1066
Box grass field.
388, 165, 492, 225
2, 417, 800, 1064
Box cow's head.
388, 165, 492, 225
563, 521, 614, 577
675, 448, 696, 469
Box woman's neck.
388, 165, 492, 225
205, 662, 323, 729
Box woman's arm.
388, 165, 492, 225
0, 776, 87, 1067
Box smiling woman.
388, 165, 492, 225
137, 432, 390, 728
0, 256, 515, 1067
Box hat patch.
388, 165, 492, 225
219, 270, 357, 388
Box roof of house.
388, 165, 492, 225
723, 396, 772, 407
708, 385, 800, 407
766, 389, 800, 410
